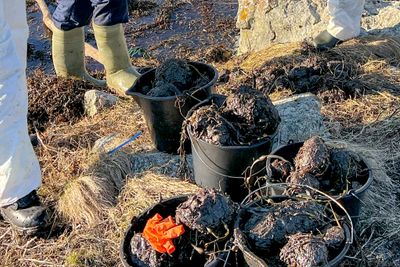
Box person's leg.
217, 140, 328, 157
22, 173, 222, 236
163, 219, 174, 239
327, 0, 365, 40
0, 0, 46, 232
51, 0, 105, 86
91, 0, 140, 96
314, 0, 365, 50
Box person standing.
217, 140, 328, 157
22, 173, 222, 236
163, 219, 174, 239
313, 0, 365, 50
0, 0, 47, 234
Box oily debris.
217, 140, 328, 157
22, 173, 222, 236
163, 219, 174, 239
285, 171, 320, 196
27, 69, 99, 132
243, 200, 325, 251
270, 159, 294, 182
264, 136, 367, 196
252, 53, 362, 103
145, 59, 209, 97
175, 188, 236, 236
130, 233, 193, 267
280, 233, 328, 267
130, 233, 173, 267
187, 87, 281, 146
323, 226, 345, 249
329, 148, 364, 182
187, 104, 237, 146
222, 86, 281, 143
294, 136, 331, 177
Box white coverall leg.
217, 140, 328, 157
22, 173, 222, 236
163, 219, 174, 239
327, 0, 365, 41
0, 0, 41, 207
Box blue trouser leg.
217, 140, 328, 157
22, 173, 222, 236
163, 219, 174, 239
52, 0, 129, 31
91, 0, 129, 26
52, 0, 94, 31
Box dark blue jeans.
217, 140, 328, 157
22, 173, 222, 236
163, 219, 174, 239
52, 0, 129, 31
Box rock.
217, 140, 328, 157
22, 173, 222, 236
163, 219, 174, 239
273, 93, 327, 148
84, 90, 118, 117
237, 0, 400, 54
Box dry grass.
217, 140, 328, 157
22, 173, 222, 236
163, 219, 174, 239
1, 35, 399, 266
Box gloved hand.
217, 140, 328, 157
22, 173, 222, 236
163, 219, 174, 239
142, 213, 185, 254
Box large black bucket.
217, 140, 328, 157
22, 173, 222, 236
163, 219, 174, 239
127, 62, 218, 154
265, 142, 373, 219
235, 186, 353, 267
120, 196, 240, 267
187, 95, 277, 202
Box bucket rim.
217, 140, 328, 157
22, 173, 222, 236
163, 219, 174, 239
187, 126, 277, 150
268, 142, 374, 197
125, 61, 219, 101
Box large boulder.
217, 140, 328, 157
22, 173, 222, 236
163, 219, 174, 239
237, 0, 400, 54
273, 93, 327, 147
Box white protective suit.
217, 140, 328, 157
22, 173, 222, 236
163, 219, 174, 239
327, 0, 365, 41
0, 0, 41, 207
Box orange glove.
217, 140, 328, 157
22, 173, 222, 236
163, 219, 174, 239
142, 213, 185, 255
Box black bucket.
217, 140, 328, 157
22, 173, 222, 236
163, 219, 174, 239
126, 62, 218, 154
265, 142, 373, 219
186, 95, 277, 202
235, 187, 353, 267
120, 195, 240, 267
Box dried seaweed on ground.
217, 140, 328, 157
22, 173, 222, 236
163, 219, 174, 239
280, 233, 328, 267
175, 188, 236, 236
294, 136, 331, 177
27, 69, 99, 132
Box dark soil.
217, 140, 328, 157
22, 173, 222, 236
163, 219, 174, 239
186, 87, 280, 146
243, 200, 325, 252
329, 148, 364, 184
280, 233, 328, 267
144, 59, 209, 97
294, 136, 331, 177
323, 226, 345, 249
27, 70, 100, 132
175, 188, 236, 236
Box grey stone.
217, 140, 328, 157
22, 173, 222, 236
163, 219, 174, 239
273, 93, 327, 148
84, 90, 118, 117
237, 0, 400, 54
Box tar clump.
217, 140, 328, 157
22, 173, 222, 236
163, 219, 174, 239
175, 188, 236, 236
143, 59, 209, 97
187, 86, 281, 146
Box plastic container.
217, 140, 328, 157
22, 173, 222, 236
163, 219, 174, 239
126, 62, 218, 154
235, 185, 353, 267
187, 95, 277, 202
265, 142, 373, 219
120, 195, 239, 267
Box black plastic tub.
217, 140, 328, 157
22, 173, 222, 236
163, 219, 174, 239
235, 187, 353, 267
265, 142, 373, 219
120, 195, 239, 267
126, 62, 218, 154
186, 95, 276, 202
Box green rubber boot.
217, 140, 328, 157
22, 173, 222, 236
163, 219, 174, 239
93, 24, 140, 96
313, 30, 341, 51
52, 27, 105, 87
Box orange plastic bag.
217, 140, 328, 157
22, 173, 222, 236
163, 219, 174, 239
142, 213, 185, 254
